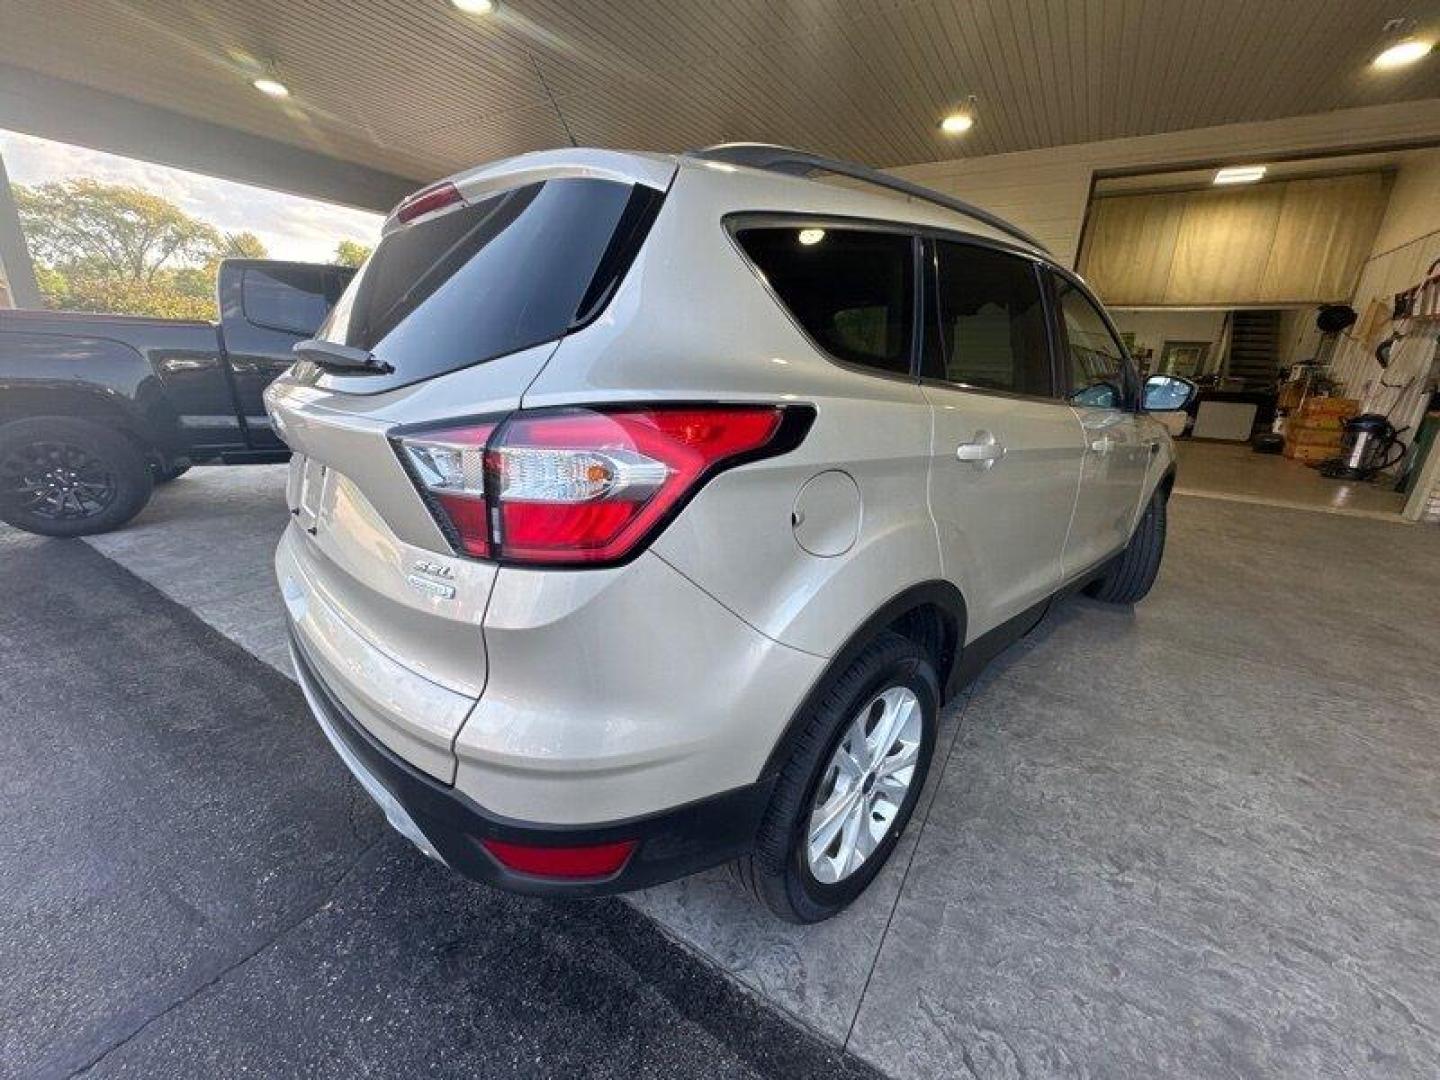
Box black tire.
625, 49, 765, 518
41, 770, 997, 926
737, 630, 939, 923
154, 461, 192, 483
1085, 490, 1167, 605
0, 417, 154, 537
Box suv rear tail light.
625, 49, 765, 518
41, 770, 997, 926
395, 405, 808, 566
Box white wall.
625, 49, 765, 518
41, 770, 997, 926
1331, 148, 1440, 401
1109, 309, 1227, 370
888, 100, 1440, 267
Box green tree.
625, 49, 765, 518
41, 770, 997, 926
333, 239, 372, 268
220, 231, 268, 259
16, 179, 220, 284
12, 180, 286, 320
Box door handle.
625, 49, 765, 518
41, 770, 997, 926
1088, 435, 1112, 455
956, 431, 1004, 469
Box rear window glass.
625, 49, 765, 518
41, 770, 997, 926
317, 178, 657, 390
735, 227, 914, 376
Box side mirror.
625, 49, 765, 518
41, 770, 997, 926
1143, 374, 1198, 413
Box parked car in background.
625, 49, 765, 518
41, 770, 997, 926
0, 259, 353, 536
267, 146, 1195, 922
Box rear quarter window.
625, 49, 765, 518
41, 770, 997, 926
734, 226, 915, 377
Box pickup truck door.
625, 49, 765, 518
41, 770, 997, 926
1047, 272, 1152, 578
218, 261, 353, 450
922, 239, 1085, 639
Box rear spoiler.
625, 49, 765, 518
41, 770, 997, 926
384, 149, 677, 235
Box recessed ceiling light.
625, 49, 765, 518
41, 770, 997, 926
798, 228, 826, 246
940, 112, 975, 135
1214, 165, 1267, 185
252, 78, 290, 98
1372, 39, 1433, 69
451, 0, 497, 12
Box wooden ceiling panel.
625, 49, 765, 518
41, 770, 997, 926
3, 0, 1439, 184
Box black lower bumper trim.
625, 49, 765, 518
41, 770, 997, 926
289, 628, 772, 897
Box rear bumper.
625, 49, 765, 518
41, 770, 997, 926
290, 628, 773, 896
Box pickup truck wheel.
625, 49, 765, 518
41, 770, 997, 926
0, 417, 154, 537
154, 461, 191, 483
1085, 491, 1167, 605
737, 630, 938, 923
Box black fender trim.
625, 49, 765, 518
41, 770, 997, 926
758, 580, 967, 781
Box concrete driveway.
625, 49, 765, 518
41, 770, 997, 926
9, 464, 1440, 1078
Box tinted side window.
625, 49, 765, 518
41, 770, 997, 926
736, 227, 914, 376
242, 266, 330, 335
931, 242, 1051, 396
1054, 278, 1133, 409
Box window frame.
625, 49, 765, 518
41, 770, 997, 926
724, 213, 927, 385
920, 235, 1060, 402
1044, 266, 1142, 412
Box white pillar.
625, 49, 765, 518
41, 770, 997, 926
0, 151, 41, 309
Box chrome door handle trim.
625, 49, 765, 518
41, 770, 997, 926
1088, 435, 1112, 455
956, 431, 1004, 469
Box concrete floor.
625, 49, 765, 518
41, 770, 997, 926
0, 530, 878, 1080
1174, 439, 1409, 519
73, 465, 1440, 1077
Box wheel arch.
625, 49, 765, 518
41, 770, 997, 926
758, 579, 967, 781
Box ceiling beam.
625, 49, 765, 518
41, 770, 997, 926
0, 64, 419, 213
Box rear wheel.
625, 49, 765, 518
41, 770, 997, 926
1085, 490, 1167, 605
0, 417, 153, 537
738, 630, 938, 923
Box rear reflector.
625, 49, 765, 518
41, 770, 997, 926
395, 181, 463, 224
396, 405, 804, 567
481, 837, 637, 879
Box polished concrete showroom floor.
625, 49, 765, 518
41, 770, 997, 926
11, 459, 1439, 1079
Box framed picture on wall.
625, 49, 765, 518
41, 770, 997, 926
1160, 339, 1210, 378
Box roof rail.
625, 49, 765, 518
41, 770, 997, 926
683, 142, 1048, 254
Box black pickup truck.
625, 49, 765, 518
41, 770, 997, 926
0, 259, 353, 536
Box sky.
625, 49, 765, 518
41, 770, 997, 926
0, 128, 383, 264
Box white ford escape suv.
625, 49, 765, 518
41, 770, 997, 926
266, 144, 1193, 923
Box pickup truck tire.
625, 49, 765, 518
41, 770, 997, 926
154, 462, 192, 483
1085, 491, 1166, 605
737, 630, 938, 923
0, 417, 154, 537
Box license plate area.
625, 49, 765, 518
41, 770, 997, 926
287, 453, 330, 534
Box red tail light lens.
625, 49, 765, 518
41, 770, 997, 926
481, 837, 637, 879
396, 405, 799, 567
396, 422, 496, 556
395, 181, 463, 224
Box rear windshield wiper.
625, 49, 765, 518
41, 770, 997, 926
293, 339, 394, 375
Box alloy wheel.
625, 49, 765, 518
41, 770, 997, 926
805, 685, 923, 884
0, 440, 117, 521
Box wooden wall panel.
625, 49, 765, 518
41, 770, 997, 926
893, 101, 1440, 268
1078, 172, 1390, 306
1078, 193, 1186, 305
1165, 184, 1285, 304
1259, 174, 1391, 303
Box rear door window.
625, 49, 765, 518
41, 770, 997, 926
734, 226, 915, 376
317, 178, 661, 391
929, 241, 1052, 397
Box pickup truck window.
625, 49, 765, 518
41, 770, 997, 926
242, 266, 336, 336
317, 178, 659, 391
